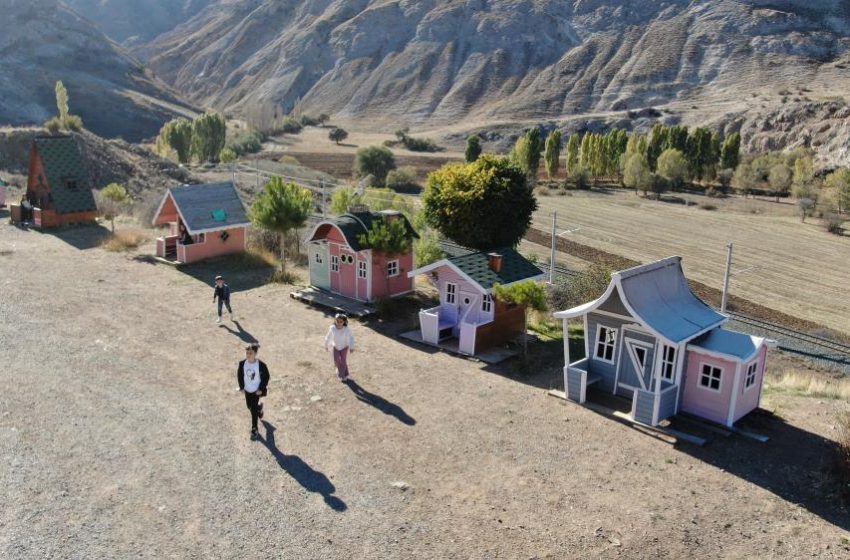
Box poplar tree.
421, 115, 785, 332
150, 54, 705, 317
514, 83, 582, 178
544, 130, 562, 180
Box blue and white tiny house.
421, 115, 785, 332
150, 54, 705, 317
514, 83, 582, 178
554, 257, 769, 428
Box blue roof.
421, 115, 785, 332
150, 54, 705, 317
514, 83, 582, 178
168, 182, 249, 234
690, 329, 763, 361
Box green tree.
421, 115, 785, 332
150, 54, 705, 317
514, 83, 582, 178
317, 113, 330, 126
414, 230, 443, 268
328, 127, 348, 144
686, 127, 713, 181
330, 186, 362, 215
623, 152, 652, 195
793, 155, 814, 190
579, 133, 592, 171
647, 123, 668, 171
354, 146, 396, 186
98, 183, 130, 233
423, 155, 537, 250
565, 134, 580, 174
511, 128, 543, 179
191, 112, 227, 163
156, 118, 194, 163
249, 178, 313, 273
544, 130, 562, 180
720, 132, 741, 171
657, 148, 689, 191
824, 168, 850, 214
219, 147, 237, 164
731, 161, 759, 197
358, 217, 413, 293
465, 135, 482, 163
768, 163, 792, 201
493, 279, 547, 357
55, 81, 69, 123
666, 125, 689, 153
329, 127, 348, 144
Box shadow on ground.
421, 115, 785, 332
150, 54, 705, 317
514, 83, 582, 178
219, 320, 259, 343
260, 421, 347, 512
131, 251, 278, 292
343, 379, 416, 426
41, 223, 112, 250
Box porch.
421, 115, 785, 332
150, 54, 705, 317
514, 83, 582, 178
10, 205, 84, 228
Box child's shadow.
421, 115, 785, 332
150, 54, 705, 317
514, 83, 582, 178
219, 320, 258, 343
344, 379, 416, 426
260, 421, 347, 512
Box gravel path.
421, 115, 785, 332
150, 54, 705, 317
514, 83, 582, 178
1, 222, 849, 559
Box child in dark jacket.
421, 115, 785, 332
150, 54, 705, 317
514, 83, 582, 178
236, 343, 270, 441
213, 275, 232, 323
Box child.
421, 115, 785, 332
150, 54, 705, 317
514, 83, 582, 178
213, 275, 232, 323
236, 343, 270, 441
324, 313, 355, 381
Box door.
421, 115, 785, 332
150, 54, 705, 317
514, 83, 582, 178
309, 242, 330, 290
337, 251, 357, 299
617, 337, 655, 395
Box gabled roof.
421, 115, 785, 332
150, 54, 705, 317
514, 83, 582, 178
33, 136, 96, 215
156, 182, 250, 234
409, 247, 545, 292
688, 329, 765, 363
554, 256, 726, 344
308, 210, 418, 252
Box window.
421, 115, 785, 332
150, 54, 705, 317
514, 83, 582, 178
65, 180, 78, 190
595, 326, 617, 363
745, 361, 758, 389
481, 294, 493, 313
445, 282, 457, 304
331, 255, 339, 272
699, 364, 723, 392
661, 345, 677, 381
633, 346, 647, 368
387, 260, 399, 277
314, 252, 323, 264
195, 233, 206, 244
358, 260, 367, 279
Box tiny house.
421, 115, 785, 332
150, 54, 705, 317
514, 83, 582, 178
152, 182, 250, 264
407, 248, 544, 356
10, 136, 97, 228
554, 256, 769, 428
305, 210, 418, 302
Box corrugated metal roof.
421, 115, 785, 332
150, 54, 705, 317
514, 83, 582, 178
690, 329, 763, 361
449, 247, 544, 290
33, 136, 96, 215
169, 182, 249, 233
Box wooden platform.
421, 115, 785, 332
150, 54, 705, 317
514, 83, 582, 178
399, 330, 519, 364
290, 287, 376, 318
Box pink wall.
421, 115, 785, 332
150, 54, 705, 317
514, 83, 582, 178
328, 241, 357, 299
180, 227, 246, 263
154, 194, 179, 226
680, 350, 737, 426
371, 251, 414, 299
732, 345, 768, 423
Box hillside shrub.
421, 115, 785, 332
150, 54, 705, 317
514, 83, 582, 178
825, 214, 844, 235
226, 129, 264, 156
385, 166, 420, 192
354, 146, 396, 185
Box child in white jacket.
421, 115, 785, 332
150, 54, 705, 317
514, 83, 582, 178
325, 313, 355, 380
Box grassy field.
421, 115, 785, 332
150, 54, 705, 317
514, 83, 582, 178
533, 189, 850, 335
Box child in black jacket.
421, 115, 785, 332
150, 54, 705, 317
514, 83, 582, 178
237, 343, 270, 440
213, 275, 233, 323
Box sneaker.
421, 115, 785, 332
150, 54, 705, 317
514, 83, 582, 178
216, 317, 221, 323
250, 429, 258, 441
258, 403, 264, 419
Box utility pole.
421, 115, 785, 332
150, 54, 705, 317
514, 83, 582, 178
549, 211, 557, 284
255, 156, 260, 190
321, 180, 326, 218
721, 242, 733, 314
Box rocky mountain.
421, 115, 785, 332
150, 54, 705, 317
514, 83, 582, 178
0, 0, 197, 142
140, 0, 850, 162
64, 0, 215, 45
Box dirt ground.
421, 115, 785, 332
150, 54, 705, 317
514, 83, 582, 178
1, 219, 849, 559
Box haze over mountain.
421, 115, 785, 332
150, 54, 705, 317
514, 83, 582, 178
0, 0, 197, 142
140, 0, 850, 161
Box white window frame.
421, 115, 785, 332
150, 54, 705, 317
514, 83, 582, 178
661, 345, 676, 381
358, 260, 367, 279
387, 259, 399, 277
744, 361, 758, 390
444, 282, 457, 304
331, 255, 339, 273
481, 294, 493, 313
699, 363, 723, 393
594, 325, 618, 364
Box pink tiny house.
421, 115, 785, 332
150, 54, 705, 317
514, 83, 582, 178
554, 257, 769, 428
306, 210, 418, 302
152, 182, 250, 264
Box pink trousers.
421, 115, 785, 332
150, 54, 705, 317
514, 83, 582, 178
333, 347, 350, 379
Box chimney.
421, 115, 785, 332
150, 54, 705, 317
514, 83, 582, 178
488, 252, 503, 273
379, 209, 401, 224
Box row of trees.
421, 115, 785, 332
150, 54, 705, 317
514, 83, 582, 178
154, 113, 227, 164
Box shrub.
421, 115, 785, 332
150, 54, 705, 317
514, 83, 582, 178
705, 186, 723, 198
226, 129, 264, 156
278, 155, 300, 166
566, 167, 591, 190
825, 213, 844, 235
354, 146, 396, 185
698, 202, 718, 211
64, 114, 83, 131
299, 114, 321, 127
547, 263, 613, 312
102, 229, 148, 252
278, 117, 303, 134
44, 117, 62, 134
385, 166, 420, 192
534, 186, 551, 196
402, 135, 441, 152
219, 147, 237, 164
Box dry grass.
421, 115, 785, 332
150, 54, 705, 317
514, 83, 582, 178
101, 229, 149, 252
268, 268, 302, 284
535, 190, 850, 334
835, 411, 850, 502
763, 369, 850, 400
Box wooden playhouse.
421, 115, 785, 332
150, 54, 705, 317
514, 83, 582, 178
407, 248, 544, 356
152, 182, 250, 264
9, 136, 97, 228
554, 256, 769, 428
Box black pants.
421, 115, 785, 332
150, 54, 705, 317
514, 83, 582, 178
244, 392, 261, 431
218, 298, 232, 317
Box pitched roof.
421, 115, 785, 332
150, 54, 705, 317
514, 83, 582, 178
555, 256, 726, 343
689, 329, 764, 362
315, 210, 418, 252
166, 182, 249, 234
448, 247, 544, 291
33, 136, 96, 214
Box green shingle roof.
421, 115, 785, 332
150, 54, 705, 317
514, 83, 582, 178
449, 247, 544, 290
33, 136, 96, 215
334, 211, 418, 251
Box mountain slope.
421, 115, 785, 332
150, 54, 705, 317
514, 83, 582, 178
141, 0, 850, 160
0, 0, 197, 142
